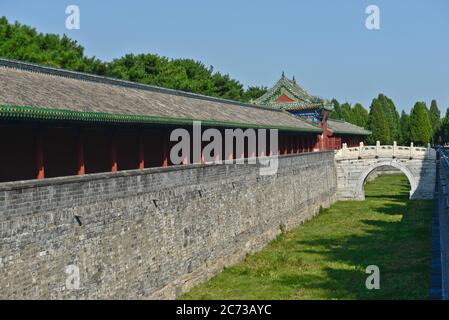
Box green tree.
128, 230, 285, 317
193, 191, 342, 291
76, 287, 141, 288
242, 86, 268, 102
367, 99, 391, 144
376, 94, 400, 143
351, 103, 369, 128
399, 111, 411, 145
339, 102, 353, 123
429, 99, 441, 142
0, 17, 106, 74
438, 108, 449, 145
0, 16, 265, 103
330, 99, 342, 119
409, 102, 432, 146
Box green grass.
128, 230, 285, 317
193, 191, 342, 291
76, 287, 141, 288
181, 174, 433, 300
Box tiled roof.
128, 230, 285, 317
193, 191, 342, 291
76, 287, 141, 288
327, 119, 371, 136
253, 74, 334, 112
0, 59, 321, 133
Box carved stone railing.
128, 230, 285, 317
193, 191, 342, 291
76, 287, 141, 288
335, 141, 436, 161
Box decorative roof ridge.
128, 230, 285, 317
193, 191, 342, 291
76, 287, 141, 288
253, 74, 333, 112
0, 57, 285, 114
255, 75, 308, 102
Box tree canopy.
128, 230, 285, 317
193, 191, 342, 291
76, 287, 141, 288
0, 16, 264, 103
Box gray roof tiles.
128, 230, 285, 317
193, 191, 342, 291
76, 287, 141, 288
0, 59, 321, 132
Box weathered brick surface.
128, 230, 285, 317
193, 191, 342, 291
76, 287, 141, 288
0, 152, 337, 299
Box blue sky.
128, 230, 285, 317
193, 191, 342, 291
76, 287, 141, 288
1, 0, 448, 112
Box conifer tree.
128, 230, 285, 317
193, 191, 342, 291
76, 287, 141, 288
376, 94, 400, 143
367, 99, 391, 144
409, 102, 432, 146
331, 99, 342, 119
339, 102, 353, 123
429, 99, 441, 142
352, 103, 369, 128
438, 108, 449, 144
399, 110, 411, 145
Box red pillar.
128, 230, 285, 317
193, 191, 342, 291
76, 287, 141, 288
291, 136, 294, 154
283, 135, 288, 155
201, 141, 206, 165
296, 136, 300, 154
277, 134, 280, 156
138, 132, 145, 169
258, 133, 265, 158
36, 131, 45, 180
227, 145, 234, 161
111, 132, 118, 172
240, 144, 245, 160
162, 130, 169, 167
267, 133, 273, 157
77, 131, 85, 175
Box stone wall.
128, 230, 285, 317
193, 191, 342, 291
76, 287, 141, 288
434, 151, 449, 299
0, 151, 337, 299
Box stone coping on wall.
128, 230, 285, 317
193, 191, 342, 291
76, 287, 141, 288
0, 151, 333, 192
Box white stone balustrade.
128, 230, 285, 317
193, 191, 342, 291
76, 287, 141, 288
335, 141, 436, 161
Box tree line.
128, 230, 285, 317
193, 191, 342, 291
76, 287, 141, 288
331, 95, 445, 146
1, 17, 448, 146
0, 17, 267, 103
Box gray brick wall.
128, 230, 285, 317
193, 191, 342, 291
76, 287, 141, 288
0, 151, 337, 299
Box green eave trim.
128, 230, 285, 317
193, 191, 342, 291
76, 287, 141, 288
0, 105, 322, 133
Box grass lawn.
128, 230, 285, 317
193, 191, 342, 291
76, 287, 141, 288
181, 174, 433, 300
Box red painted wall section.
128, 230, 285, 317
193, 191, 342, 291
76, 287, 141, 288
0, 125, 36, 182
43, 128, 78, 178
116, 130, 140, 171
0, 122, 364, 183
84, 129, 112, 174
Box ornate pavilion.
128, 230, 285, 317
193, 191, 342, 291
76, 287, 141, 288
253, 73, 371, 150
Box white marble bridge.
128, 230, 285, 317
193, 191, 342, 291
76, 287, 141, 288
335, 142, 436, 200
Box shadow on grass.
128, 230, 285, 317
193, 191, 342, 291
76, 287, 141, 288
286, 187, 432, 299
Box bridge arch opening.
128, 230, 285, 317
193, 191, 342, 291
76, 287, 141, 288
356, 161, 416, 200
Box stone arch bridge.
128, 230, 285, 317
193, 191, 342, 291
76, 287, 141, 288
335, 143, 436, 200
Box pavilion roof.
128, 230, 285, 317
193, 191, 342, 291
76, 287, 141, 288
253, 73, 334, 112
0, 59, 322, 133
327, 119, 371, 136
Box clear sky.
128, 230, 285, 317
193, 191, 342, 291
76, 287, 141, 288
1, 0, 448, 112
